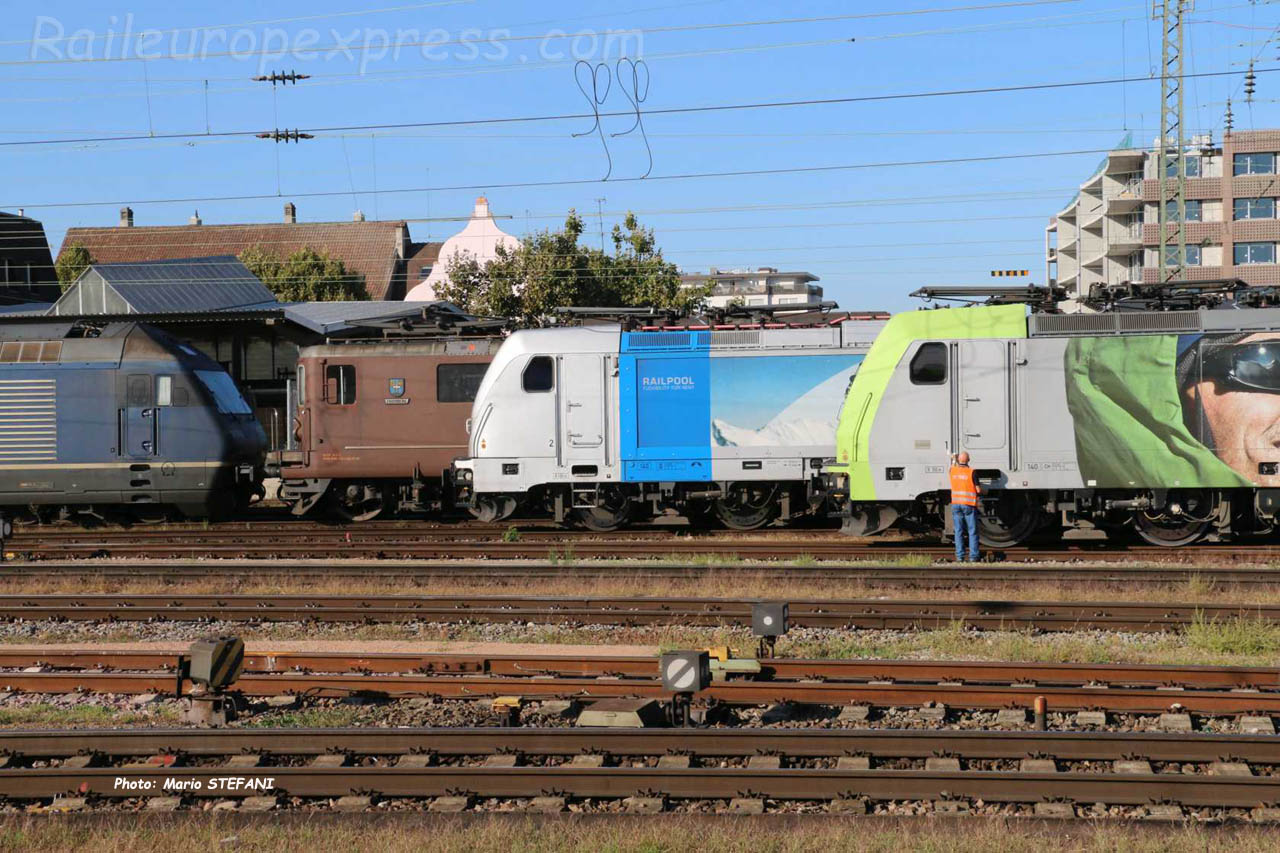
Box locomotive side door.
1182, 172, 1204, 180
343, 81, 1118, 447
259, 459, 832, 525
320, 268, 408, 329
122, 374, 157, 457
558, 354, 607, 467
957, 340, 1009, 462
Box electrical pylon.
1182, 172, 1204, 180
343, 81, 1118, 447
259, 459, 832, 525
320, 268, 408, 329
1155, 1, 1193, 283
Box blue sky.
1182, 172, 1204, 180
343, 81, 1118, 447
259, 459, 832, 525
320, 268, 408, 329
1, 0, 1277, 312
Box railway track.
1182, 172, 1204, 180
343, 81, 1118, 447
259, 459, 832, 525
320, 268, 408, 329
7, 559, 1280, 586
9, 519, 1280, 562
2, 727, 1279, 813
1, 592, 1276, 632
6, 648, 1280, 691
4, 649, 1280, 715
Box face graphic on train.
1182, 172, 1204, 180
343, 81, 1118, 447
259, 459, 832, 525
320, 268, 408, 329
1183, 333, 1280, 486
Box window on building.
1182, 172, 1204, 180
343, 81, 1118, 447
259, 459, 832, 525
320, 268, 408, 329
325, 364, 356, 405
1234, 197, 1277, 220
1234, 152, 1277, 176
521, 356, 554, 393
1165, 156, 1201, 177
437, 363, 489, 403
156, 376, 173, 407
419, 265, 433, 277
1164, 200, 1202, 221
1234, 242, 1277, 264
909, 343, 947, 386
1164, 245, 1202, 266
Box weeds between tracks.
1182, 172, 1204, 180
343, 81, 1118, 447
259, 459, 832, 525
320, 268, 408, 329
1185, 612, 1280, 656
9, 619, 1280, 669
1, 814, 1279, 853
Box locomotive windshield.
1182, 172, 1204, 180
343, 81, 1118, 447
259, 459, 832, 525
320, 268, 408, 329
195, 370, 253, 415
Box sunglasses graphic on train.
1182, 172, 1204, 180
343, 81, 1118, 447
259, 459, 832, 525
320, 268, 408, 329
1199, 342, 1280, 392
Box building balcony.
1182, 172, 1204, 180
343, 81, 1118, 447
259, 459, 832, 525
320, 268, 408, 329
1141, 176, 1223, 202
1230, 219, 1280, 242
1141, 221, 1223, 245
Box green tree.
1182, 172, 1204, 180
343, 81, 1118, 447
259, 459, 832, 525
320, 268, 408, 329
55, 244, 94, 290
238, 246, 367, 302
435, 211, 705, 325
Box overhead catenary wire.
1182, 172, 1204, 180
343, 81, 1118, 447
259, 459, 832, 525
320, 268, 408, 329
0, 186, 1084, 240
2, 64, 1274, 151
0, 250, 1050, 288
0, 146, 1132, 211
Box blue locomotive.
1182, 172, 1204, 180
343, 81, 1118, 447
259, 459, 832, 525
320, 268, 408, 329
0, 321, 266, 520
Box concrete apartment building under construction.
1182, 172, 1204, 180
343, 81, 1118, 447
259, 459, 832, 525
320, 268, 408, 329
1046, 129, 1280, 306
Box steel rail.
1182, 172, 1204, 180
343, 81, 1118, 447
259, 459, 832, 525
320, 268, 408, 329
6, 560, 1280, 586
6, 650, 1280, 691
3, 765, 1279, 806
0, 593, 1276, 631
2, 669, 1278, 713
1, 727, 1277, 762
9, 528, 1280, 562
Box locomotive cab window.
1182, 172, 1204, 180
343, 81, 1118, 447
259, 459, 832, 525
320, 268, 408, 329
909, 343, 947, 385
522, 356, 554, 393
155, 376, 187, 407
438, 363, 489, 403
325, 364, 356, 405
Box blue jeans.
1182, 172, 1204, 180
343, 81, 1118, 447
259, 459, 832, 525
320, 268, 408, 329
952, 504, 980, 561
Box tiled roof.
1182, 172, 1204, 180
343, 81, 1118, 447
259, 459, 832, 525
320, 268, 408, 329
58, 219, 409, 300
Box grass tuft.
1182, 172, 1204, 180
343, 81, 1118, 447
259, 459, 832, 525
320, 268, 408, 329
501, 526, 521, 543
1185, 611, 1280, 656
0, 703, 178, 728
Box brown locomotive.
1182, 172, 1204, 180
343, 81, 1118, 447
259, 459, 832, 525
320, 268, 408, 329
273, 337, 503, 520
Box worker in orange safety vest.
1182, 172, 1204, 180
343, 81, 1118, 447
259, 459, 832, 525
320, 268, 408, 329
948, 451, 983, 562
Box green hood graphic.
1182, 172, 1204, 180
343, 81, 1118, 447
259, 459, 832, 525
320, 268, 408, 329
1064, 335, 1250, 488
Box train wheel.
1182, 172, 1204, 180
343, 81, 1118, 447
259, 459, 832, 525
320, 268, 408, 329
574, 486, 634, 532
1133, 490, 1214, 547
330, 482, 389, 522
713, 482, 780, 530
471, 495, 517, 523
976, 491, 1040, 548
